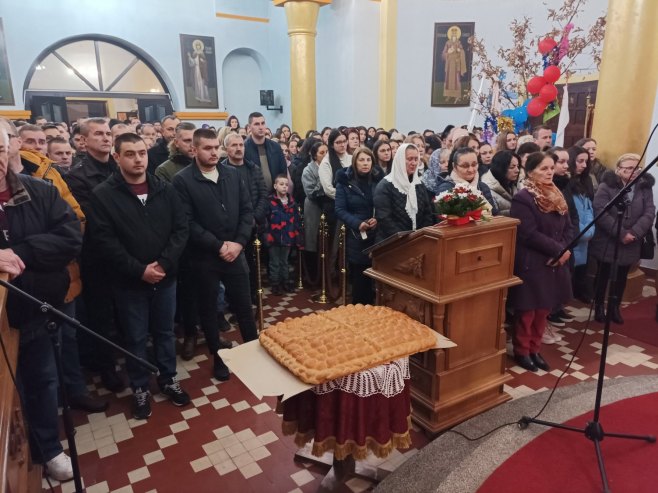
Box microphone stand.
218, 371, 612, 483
518, 155, 658, 493
0, 279, 158, 493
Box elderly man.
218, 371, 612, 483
0, 126, 83, 481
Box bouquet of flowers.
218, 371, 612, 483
434, 186, 487, 222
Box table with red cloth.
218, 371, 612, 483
279, 357, 412, 461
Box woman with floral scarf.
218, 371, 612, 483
508, 152, 573, 372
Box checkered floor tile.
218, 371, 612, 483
45, 276, 658, 492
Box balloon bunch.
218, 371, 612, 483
500, 99, 530, 134
526, 37, 562, 117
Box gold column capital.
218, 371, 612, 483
273, 0, 331, 7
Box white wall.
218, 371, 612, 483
395, 0, 607, 132
0, 0, 290, 124
316, 0, 380, 129
0, 0, 621, 135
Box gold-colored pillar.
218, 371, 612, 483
378, 0, 398, 129
275, 0, 330, 135
592, 0, 658, 166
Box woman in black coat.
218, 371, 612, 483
589, 153, 655, 324
373, 143, 434, 244
335, 147, 382, 305
436, 147, 499, 216
509, 152, 573, 372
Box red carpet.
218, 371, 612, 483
477, 392, 658, 493
615, 297, 658, 347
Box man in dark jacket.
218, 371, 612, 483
221, 132, 268, 304
147, 114, 180, 174
88, 133, 190, 419
0, 128, 82, 481
244, 112, 287, 191
64, 118, 124, 393
173, 128, 257, 381
154, 122, 200, 359
154, 122, 196, 183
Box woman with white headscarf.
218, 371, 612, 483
374, 143, 434, 243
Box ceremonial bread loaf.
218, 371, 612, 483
259, 304, 437, 384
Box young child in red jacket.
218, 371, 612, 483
265, 175, 303, 295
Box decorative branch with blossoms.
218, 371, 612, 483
469, 0, 606, 117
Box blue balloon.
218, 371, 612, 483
516, 107, 528, 123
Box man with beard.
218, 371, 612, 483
155, 122, 196, 182
148, 115, 180, 173
173, 129, 257, 381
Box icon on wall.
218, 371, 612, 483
431, 22, 474, 107
179, 34, 219, 109
0, 19, 15, 106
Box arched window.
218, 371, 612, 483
25, 36, 173, 123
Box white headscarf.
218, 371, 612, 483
385, 143, 422, 229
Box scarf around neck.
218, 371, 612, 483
422, 148, 443, 194
385, 143, 421, 229
523, 176, 568, 215
449, 169, 493, 214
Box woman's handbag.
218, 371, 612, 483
640, 228, 655, 260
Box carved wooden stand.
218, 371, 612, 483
366, 217, 521, 435
0, 274, 42, 493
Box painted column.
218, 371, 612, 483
378, 0, 397, 129
592, 0, 658, 166
275, 0, 330, 135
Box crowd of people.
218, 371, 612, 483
0, 110, 655, 482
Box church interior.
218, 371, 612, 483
2, 0, 658, 492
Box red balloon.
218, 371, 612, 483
539, 84, 558, 103
538, 37, 557, 55
543, 65, 561, 83
527, 76, 547, 95
527, 98, 548, 117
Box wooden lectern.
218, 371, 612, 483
365, 217, 521, 435
0, 274, 42, 493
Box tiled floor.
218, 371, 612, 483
44, 279, 658, 493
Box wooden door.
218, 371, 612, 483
29, 95, 69, 124
528, 80, 598, 147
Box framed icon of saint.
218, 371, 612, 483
431, 22, 474, 107
179, 34, 219, 109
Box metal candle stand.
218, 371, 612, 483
339, 224, 347, 305
254, 237, 265, 332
